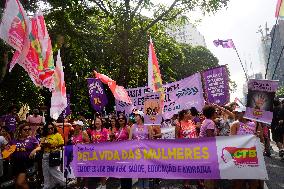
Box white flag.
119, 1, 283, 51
50, 50, 67, 120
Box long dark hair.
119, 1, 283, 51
14, 122, 29, 140
202, 105, 216, 119
110, 117, 120, 130
190, 107, 199, 117
118, 114, 128, 127
42, 121, 58, 137
178, 109, 190, 121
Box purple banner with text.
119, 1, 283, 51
202, 65, 230, 105
67, 135, 267, 179
116, 73, 205, 119
244, 79, 278, 124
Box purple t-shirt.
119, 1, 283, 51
199, 119, 217, 137
10, 137, 39, 161
192, 117, 201, 124
132, 124, 149, 140
1, 114, 17, 132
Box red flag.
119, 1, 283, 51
148, 38, 164, 111
95, 71, 132, 104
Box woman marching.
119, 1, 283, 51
199, 105, 218, 189
129, 110, 153, 189
40, 122, 65, 189
90, 117, 109, 189
111, 114, 132, 189
71, 120, 90, 188
175, 109, 198, 189
230, 106, 263, 189
10, 123, 40, 189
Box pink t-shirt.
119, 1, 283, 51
178, 120, 197, 139
27, 115, 43, 135
91, 128, 109, 143
27, 115, 43, 124
199, 119, 217, 137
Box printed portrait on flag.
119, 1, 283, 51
244, 79, 278, 124
247, 91, 274, 112
144, 92, 162, 125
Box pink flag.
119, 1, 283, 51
275, 0, 283, 17
0, 0, 29, 52
95, 72, 132, 104
35, 11, 55, 90
50, 50, 67, 120
0, 0, 43, 86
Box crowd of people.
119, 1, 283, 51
0, 99, 283, 189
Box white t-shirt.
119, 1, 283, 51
0, 136, 8, 159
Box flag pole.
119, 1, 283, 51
233, 46, 249, 81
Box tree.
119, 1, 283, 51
0, 0, 227, 115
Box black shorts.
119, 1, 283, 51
272, 125, 284, 143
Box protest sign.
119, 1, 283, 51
144, 92, 162, 125
244, 79, 278, 124
161, 127, 175, 139
116, 73, 205, 119
202, 65, 230, 105
67, 135, 267, 180
87, 78, 108, 112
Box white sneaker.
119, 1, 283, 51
96, 185, 106, 189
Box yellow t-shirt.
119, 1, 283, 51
42, 133, 64, 153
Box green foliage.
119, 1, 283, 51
276, 86, 284, 97
0, 0, 228, 115
0, 65, 45, 113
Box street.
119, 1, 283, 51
265, 144, 284, 189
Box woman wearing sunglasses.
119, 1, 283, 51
112, 114, 132, 189
9, 123, 40, 189
40, 122, 65, 189
129, 110, 153, 189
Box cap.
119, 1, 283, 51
234, 106, 246, 113
134, 110, 144, 117
33, 109, 39, 114
73, 120, 84, 126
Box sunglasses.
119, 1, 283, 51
48, 127, 54, 130
23, 128, 31, 132
118, 118, 124, 120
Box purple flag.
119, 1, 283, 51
213, 39, 235, 49
87, 78, 108, 112
244, 79, 278, 124
59, 94, 71, 119
202, 66, 230, 105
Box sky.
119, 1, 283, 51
195, 0, 277, 101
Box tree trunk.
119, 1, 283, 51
0, 51, 8, 82
117, 0, 131, 87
